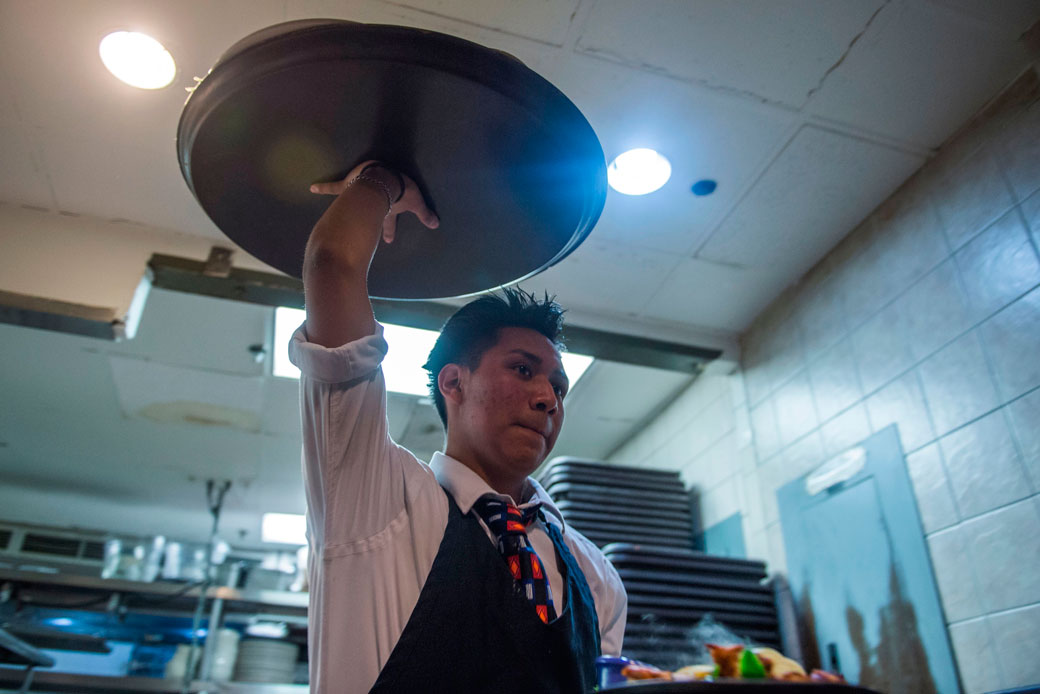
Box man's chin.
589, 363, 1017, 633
502, 448, 548, 477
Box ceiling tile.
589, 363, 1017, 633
108, 355, 266, 431
641, 257, 793, 333
925, 0, 1040, 31
118, 288, 269, 377
546, 53, 797, 254
367, 0, 581, 46
0, 1, 286, 233
575, 0, 885, 108
699, 125, 925, 277
531, 238, 681, 315
0, 64, 52, 209
807, 0, 1035, 147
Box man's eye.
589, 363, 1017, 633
514, 364, 531, 376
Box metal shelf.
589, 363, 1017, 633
0, 669, 205, 693
0, 569, 307, 617
0, 669, 309, 693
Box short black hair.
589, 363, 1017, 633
422, 288, 565, 427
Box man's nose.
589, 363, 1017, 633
532, 380, 558, 413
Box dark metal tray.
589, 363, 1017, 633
546, 482, 692, 506
556, 500, 693, 523
178, 19, 605, 298
561, 509, 694, 532
545, 459, 682, 479
541, 467, 686, 493
603, 681, 878, 693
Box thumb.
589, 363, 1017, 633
417, 208, 440, 229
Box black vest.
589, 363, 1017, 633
369, 491, 601, 693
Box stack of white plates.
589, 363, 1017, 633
232, 638, 299, 683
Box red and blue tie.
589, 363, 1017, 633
472, 496, 557, 624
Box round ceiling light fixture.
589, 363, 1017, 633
99, 31, 176, 89
607, 148, 671, 196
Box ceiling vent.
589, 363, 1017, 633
0, 524, 106, 574
21, 533, 82, 558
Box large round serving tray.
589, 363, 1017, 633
177, 19, 606, 299
603, 681, 880, 693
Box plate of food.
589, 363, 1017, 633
597, 644, 881, 693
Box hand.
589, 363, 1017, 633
309, 160, 440, 244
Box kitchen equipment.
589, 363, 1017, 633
161, 542, 182, 580
209, 628, 240, 682
177, 19, 605, 299
101, 539, 121, 579
232, 638, 298, 683
141, 536, 166, 582
164, 644, 191, 680
605, 544, 782, 667
598, 655, 640, 688
540, 459, 788, 670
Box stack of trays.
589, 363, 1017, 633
540, 459, 782, 668
539, 459, 694, 549
232, 638, 299, 683
604, 544, 781, 667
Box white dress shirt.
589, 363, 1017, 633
289, 322, 627, 694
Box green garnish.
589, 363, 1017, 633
739, 649, 767, 679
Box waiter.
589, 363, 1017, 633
288, 160, 628, 693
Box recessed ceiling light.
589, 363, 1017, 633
691, 179, 718, 196
607, 148, 671, 196
99, 31, 176, 89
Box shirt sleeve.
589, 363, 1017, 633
596, 555, 628, 656
289, 321, 428, 549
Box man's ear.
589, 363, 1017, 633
438, 364, 465, 406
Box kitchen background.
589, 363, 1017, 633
1, 1, 1039, 692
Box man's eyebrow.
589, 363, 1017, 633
507, 349, 543, 364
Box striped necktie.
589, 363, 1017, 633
472, 495, 558, 624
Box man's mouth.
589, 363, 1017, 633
516, 423, 549, 441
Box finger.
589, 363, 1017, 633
382, 216, 396, 244
309, 181, 343, 195
417, 207, 440, 229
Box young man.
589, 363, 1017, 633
290, 161, 627, 693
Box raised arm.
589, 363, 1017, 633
304, 161, 439, 347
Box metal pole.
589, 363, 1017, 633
181, 479, 231, 694
198, 562, 241, 682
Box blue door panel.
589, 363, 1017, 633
778, 425, 960, 694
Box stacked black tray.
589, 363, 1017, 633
539, 459, 695, 549
604, 544, 781, 667
539, 459, 782, 670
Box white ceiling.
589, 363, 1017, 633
1, 0, 1037, 331
0, 0, 1037, 547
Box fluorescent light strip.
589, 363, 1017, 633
273, 307, 593, 395
261, 512, 307, 545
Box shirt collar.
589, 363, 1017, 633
430, 452, 566, 532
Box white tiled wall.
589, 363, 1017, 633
611, 66, 1040, 692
